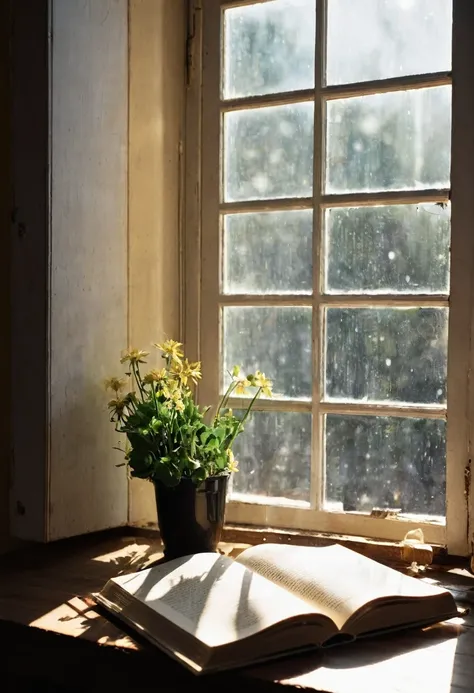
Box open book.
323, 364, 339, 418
95, 543, 458, 674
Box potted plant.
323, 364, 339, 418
105, 340, 272, 560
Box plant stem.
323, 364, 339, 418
151, 383, 160, 417
226, 386, 262, 449
215, 381, 236, 422
134, 363, 146, 402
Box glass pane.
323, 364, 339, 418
327, 0, 452, 86
223, 210, 313, 295
326, 86, 451, 194
224, 103, 314, 202
223, 306, 312, 399
325, 204, 450, 294
223, 0, 316, 99
325, 414, 446, 517
231, 411, 311, 505
325, 308, 448, 404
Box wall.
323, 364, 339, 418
4, 0, 185, 545
9, 0, 129, 542
128, 0, 186, 527
48, 0, 129, 539
0, 0, 12, 552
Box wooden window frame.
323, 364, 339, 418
185, 0, 474, 555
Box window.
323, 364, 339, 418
193, 0, 474, 552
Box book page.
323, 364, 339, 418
109, 553, 333, 648
236, 543, 449, 630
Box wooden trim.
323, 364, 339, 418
321, 401, 446, 420
184, 0, 203, 365
226, 397, 312, 413
323, 71, 451, 100
220, 197, 313, 213
219, 294, 313, 306
310, 0, 326, 512
446, 0, 474, 556
322, 294, 449, 306
200, 0, 223, 410
218, 294, 448, 307
219, 72, 451, 112
226, 397, 446, 419
126, 523, 472, 567
225, 503, 445, 545
219, 189, 449, 214
321, 189, 450, 208
222, 88, 315, 112
222, 525, 441, 566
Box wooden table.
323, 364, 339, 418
1, 530, 473, 692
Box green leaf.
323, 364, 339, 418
192, 467, 208, 482
200, 430, 211, 445
213, 426, 226, 443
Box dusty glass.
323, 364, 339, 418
230, 410, 312, 504
327, 0, 452, 85
224, 102, 314, 202
325, 414, 446, 517
325, 204, 450, 294
223, 306, 312, 400
326, 86, 451, 194
325, 307, 448, 404
223, 210, 313, 295
223, 0, 316, 99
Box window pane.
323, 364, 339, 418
327, 0, 452, 86
223, 306, 312, 399
325, 204, 450, 294
231, 411, 311, 505
223, 0, 316, 99
325, 414, 446, 517
224, 103, 314, 202
326, 86, 451, 194
325, 308, 448, 404
223, 210, 313, 295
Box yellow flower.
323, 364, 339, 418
226, 449, 239, 473
174, 399, 185, 413
173, 358, 202, 386
253, 370, 273, 397
104, 376, 127, 393
186, 360, 202, 384
143, 368, 168, 385
154, 339, 184, 364
120, 348, 149, 365
161, 379, 181, 400
108, 397, 127, 418
232, 365, 251, 395
235, 379, 251, 395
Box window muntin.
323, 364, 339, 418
197, 0, 472, 549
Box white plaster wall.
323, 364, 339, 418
49, 0, 129, 539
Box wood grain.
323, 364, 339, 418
1, 532, 474, 692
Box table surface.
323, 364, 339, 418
1, 531, 473, 693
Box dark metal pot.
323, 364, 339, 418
153, 475, 229, 560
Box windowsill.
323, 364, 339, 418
128, 522, 467, 569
